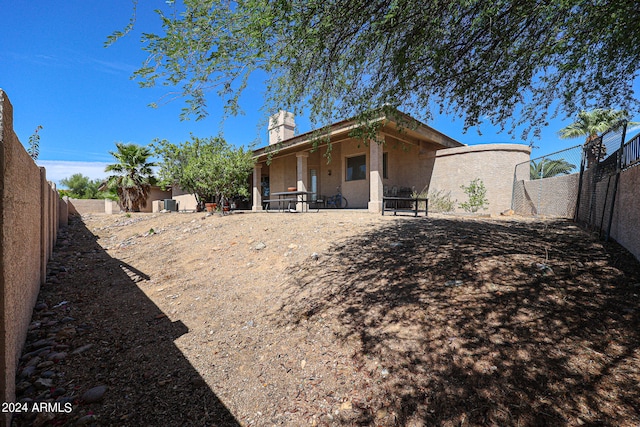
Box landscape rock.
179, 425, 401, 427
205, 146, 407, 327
82, 385, 108, 403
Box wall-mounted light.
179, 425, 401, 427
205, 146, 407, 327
328, 169, 332, 176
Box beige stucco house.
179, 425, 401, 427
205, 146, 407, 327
251, 110, 531, 215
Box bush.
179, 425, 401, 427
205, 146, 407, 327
459, 178, 489, 213
427, 189, 456, 213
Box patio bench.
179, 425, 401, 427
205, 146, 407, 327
382, 196, 428, 217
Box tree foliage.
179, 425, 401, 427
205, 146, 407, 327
60, 173, 112, 199
27, 125, 43, 160
559, 109, 639, 163
110, 0, 640, 139
530, 159, 577, 180
558, 109, 637, 143
105, 143, 157, 212
153, 135, 254, 207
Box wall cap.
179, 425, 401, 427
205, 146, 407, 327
430, 143, 531, 158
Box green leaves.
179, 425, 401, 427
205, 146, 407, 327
105, 143, 157, 212
530, 159, 577, 180
111, 0, 640, 139
59, 173, 110, 199
459, 178, 489, 213
27, 125, 43, 160
153, 136, 254, 205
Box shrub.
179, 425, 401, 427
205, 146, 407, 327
459, 178, 489, 213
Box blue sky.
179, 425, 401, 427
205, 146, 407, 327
2, 1, 638, 186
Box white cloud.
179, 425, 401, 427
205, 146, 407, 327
37, 160, 109, 187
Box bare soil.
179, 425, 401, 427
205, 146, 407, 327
13, 211, 640, 426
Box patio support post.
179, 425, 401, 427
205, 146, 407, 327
369, 140, 383, 212
252, 163, 263, 211
296, 152, 309, 211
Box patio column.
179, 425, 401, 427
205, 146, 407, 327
369, 140, 383, 212
296, 152, 309, 211
252, 163, 263, 211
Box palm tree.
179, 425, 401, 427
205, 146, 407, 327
558, 109, 638, 166
105, 143, 157, 212
530, 158, 576, 180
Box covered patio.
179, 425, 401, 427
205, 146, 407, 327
251, 110, 463, 213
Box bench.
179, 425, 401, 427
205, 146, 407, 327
382, 196, 428, 217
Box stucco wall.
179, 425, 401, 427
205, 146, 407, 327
143, 187, 172, 213
1, 89, 62, 425
383, 140, 436, 194
610, 165, 640, 261
341, 139, 369, 208
67, 198, 115, 215
428, 144, 531, 215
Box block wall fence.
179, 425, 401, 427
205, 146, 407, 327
0, 90, 66, 426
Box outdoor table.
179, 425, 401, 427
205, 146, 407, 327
264, 191, 316, 212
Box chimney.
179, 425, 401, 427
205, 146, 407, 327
268, 110, 295, 145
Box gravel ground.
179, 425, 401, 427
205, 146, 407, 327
12, 210, 640, 426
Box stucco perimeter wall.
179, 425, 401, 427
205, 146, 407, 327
610, 165, 640, 261
514, 173, 580, 217
429, 144, 531, 215
0, 90, 62, 425
67, 198, 117, 215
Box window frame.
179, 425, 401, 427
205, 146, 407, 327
345, 154, 367, 181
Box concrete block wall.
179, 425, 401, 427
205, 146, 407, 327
513, 173, 580, 217
0, 89, 63, 426
609, 165, 640, 261
428, 144, 531, 215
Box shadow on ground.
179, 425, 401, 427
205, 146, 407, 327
13, 216, 239, 426
280, 217, 640, 426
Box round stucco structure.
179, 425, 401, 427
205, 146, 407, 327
428, 144, 531, 215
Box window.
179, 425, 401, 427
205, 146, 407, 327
383, 152, 388, 179
346, 155, 366, 181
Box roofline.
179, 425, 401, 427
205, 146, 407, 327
253, 108, 463, 159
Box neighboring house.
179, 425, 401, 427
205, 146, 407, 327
251, 109, 531, 215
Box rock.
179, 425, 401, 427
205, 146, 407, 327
55, 326, 77, 340
33, 411, 56, 427
311, 252, 319, 261
16, 381, 33, 393
81, 385, 107, 403
30, 339, 55, 350
534, 263, 554, 276
255, 242, 267, 251
37, 361, 55, 369
75, 414, 98, 426
301, 360, 306, 369
26, 356, 42, 367
34, 303, 48, 311
48, 352, 67, 362
72, 344, 94, 355
445, 280, 463, 287
20, 365, 37, 378
34, 378, 53, 389
40, 370, 55, 378
380, 368, 389, 377
340, 401, 353, 411
52, 388, 66, 398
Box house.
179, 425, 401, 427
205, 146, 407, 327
251, 109, 531, 215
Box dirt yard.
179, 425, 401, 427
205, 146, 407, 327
13, 211, 640, 426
